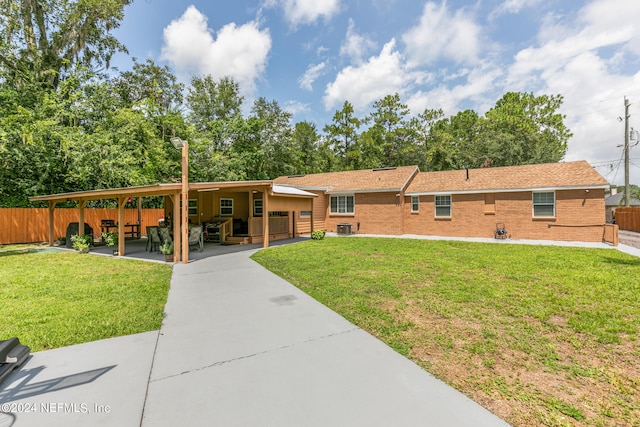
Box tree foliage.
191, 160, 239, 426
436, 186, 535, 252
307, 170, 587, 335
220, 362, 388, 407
0, 1, 576, 207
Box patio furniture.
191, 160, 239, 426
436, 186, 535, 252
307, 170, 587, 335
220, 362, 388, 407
146, 226, 161, 252
188, 226, 204, 252
158, 226, 172, 246
65, 222, 94, 248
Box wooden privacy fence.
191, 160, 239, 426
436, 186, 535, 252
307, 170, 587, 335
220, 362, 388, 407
614, 207, 640, 232
0, 208, 165, 245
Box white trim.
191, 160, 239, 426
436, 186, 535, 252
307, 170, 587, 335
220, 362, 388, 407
272, 184, 317, 197
411, 195, 419, 213
532, 190, 556, 218
407, 184, 609, 197
434, 194, 452, 218
328, 188, 403, 195
330, 194, 355, 214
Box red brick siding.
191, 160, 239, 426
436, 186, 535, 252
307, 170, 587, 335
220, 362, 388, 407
404, 189, 606, 242
322, 192, 404, 235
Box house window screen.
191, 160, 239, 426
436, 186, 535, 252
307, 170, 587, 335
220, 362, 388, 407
435, 195, 451, 217
533, 192, 555, 217
411, 196, 419, 212
188, 199, 197, 216
330, 195, 354, 214
220, 198, 233, 216
253, 199, 263, 216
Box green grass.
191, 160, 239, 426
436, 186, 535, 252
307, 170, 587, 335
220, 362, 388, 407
0, 245, 172, 351
252, 237, 640, 427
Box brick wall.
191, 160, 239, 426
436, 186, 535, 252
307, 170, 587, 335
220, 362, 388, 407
323, 192, 404, 235
404, 189, 606, 242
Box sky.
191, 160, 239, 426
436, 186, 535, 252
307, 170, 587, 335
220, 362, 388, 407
111, 0, 640, 185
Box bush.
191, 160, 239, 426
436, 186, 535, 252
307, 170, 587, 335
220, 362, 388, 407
101, 231, 118, 247
71, 234, 92, 252
311, 230, 326, 240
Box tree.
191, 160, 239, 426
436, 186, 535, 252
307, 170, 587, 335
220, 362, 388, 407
292, 121, 320, 174
186, 75, 243, 130
366, 93, 413, 167
478, 92, 571, 167
323, 101, 361, 169
409, 107, 445, 171
250, 97, 295, 179
0, 0, 131, 90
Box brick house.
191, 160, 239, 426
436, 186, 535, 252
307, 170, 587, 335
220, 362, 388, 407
275, 161, 611, 242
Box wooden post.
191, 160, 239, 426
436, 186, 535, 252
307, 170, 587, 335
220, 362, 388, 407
263, 190, 269, 248
172, 193, 181, 263
48, 201, 56, 246
117, 196, 126, 256
181, 141, 189, 264
138, 197, 142, 236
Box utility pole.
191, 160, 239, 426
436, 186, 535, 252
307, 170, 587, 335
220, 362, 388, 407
624, 97, 630, 207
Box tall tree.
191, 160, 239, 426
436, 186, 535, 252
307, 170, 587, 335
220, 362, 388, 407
366, 93, 412, 167
292, 121, 320, 174
186, 75, 243, 131
323, 101, 361, 169
250, 97, 294, 179
479, 92, 571, 167
0, 0, 131, 90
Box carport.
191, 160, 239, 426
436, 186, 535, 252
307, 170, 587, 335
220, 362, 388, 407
29, 181, 316, 263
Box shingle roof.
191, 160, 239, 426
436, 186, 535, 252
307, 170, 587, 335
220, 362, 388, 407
605, 192, 640, 207
406, 161, 609, 195
274, 166, 419, 193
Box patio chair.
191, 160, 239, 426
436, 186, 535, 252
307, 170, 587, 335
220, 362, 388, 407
146, 226, 161, 253
188, 226, 204, 252
158, 226, 172, 246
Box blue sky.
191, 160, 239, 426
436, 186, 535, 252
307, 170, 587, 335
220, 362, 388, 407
111, 0, 640, 185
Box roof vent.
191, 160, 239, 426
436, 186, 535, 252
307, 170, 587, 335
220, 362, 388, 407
287, 174, 306, 178
372, 167, 397, 172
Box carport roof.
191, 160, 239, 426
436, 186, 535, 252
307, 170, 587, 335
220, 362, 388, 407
29, 180, 316, 203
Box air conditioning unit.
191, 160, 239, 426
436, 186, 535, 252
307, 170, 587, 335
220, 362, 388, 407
336, 223, 352, 235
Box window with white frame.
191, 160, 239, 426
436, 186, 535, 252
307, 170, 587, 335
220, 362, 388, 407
330, 195, 354, 214
435, 195, 451, 217
253, 198, 263, 216
411, 196, 419, 212
532, 191, 555, 217
220, 198, 233, 216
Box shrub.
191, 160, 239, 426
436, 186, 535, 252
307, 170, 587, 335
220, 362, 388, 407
71, 234, 92, 252
101, 231, 118, 247
311, 230, 326, 240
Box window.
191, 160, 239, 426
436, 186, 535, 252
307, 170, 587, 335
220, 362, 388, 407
411, 196, 419, 213
188, 199, 197, 216
330, 195, 354, 214
299, 211, 311, 217
220, 198, 233, 216
253, 199, 263, 216
435, 195, 451, 217
533, 192, 555, 217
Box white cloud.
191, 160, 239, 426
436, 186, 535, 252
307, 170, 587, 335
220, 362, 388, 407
270, 0, 341, 27
503, 0, 640, 185
402, 1, 481, 66
284, 100, 310, 115
324, 39, 423, 112
490, 0, 542, 18
298, 62, 326, 91
340, 19, 376, 65
160, 6, 271, 95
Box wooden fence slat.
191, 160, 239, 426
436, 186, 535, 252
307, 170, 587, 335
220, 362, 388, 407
0, 208, 164, 245
614, 207, 640, 233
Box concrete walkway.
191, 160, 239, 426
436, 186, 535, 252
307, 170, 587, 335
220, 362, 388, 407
3, 236, 639, 426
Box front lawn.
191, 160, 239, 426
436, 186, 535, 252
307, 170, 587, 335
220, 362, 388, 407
252, 237, 640, 427
0, 246, 172, 351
